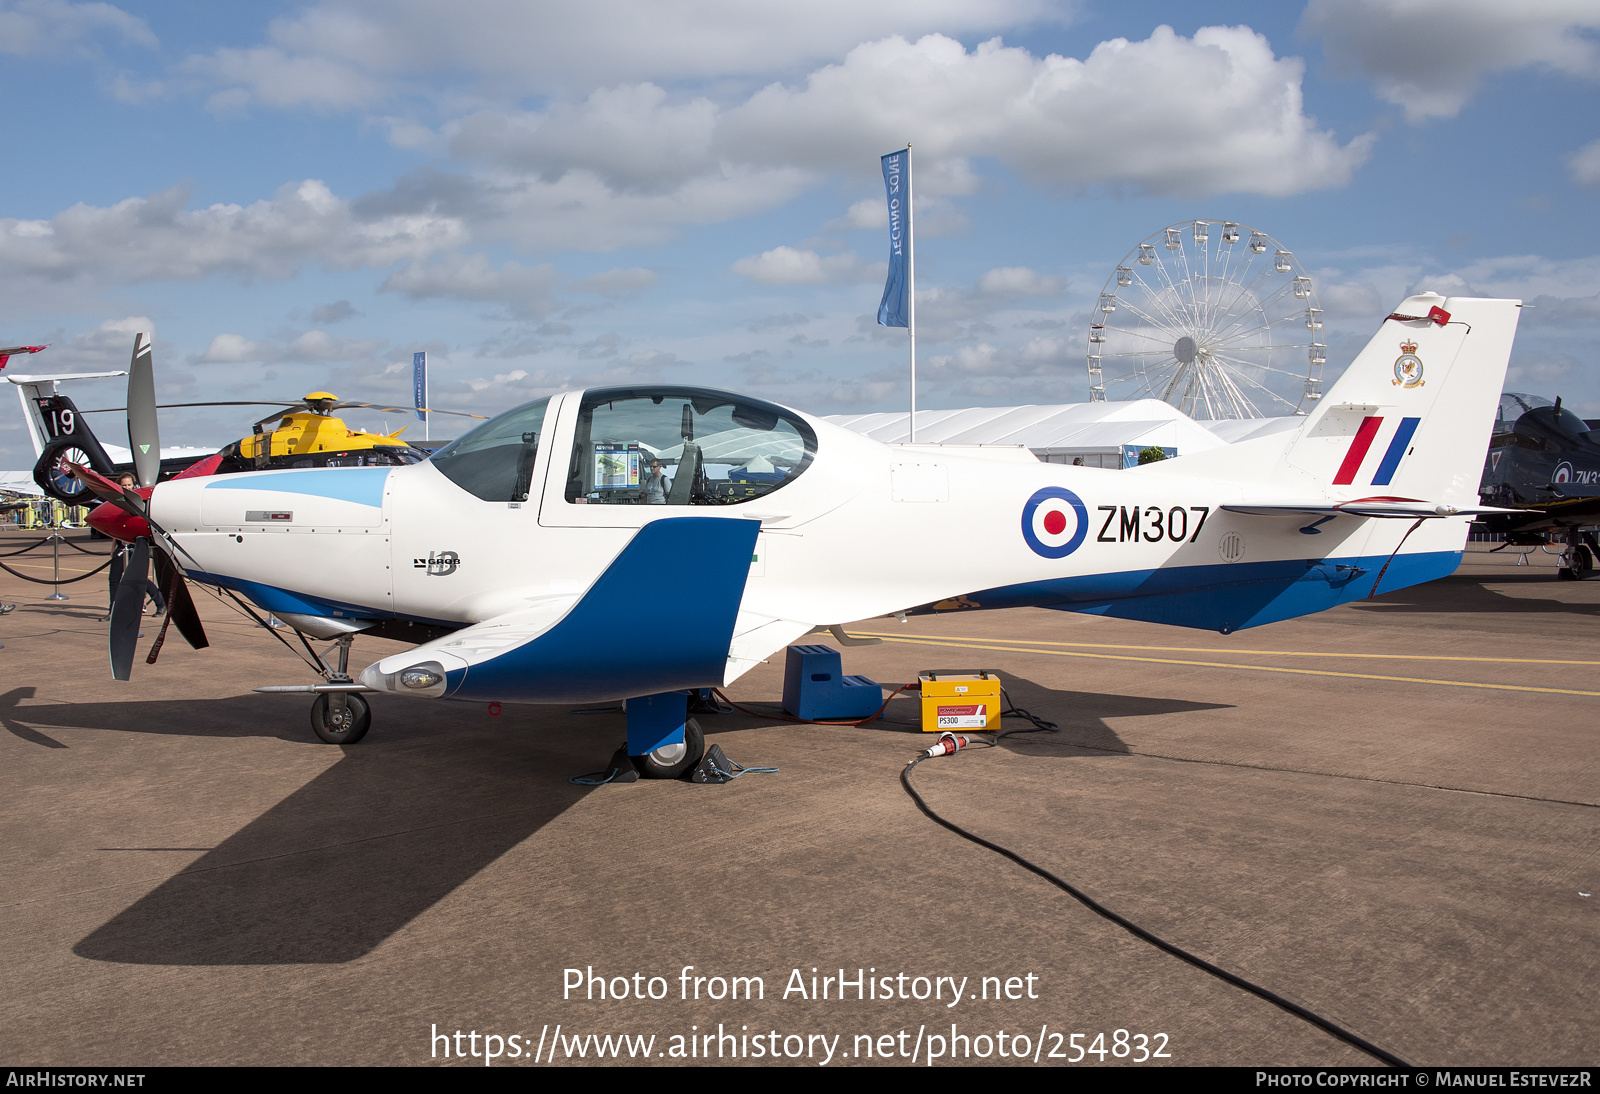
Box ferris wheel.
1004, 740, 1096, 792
1086, 220, 1326, 419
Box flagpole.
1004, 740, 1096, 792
906, 143, 916, 444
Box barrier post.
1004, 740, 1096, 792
45, 527, 68, 600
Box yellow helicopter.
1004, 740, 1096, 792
221, 392, 467, 470
32, 389, 487, 504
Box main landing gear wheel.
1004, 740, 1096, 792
1558, 543, 1593, 581
310, 692, 371, 744
635, 717, 704, 779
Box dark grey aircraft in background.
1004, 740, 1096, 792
1476, 392, 1600, 579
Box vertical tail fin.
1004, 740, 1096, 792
1140, 294, 1522, 504
1283, 295, 1521, 504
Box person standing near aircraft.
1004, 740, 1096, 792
644, 458, 672, 504
102, 473, 165, 621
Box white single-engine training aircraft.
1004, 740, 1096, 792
88, 293, 1521, 775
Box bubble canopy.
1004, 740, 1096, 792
428, 386, 818, 506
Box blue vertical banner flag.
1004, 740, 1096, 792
412, 351, 427, 423
877, 148, 911, 328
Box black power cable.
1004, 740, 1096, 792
900, 723, 1412, 1069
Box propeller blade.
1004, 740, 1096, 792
151, 551, 208, 652
109, 538, 151, 681
65, 462, 146, 515
126, 334, 161, 488
171, 452, 225, 481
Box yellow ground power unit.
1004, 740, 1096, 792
918, 670, 1002, 732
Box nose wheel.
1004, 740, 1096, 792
311, 692, 371, 744
310, 632, 371, 744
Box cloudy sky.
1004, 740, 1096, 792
1, 0, 1597, 465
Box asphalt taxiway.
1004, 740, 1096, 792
0, 529, 1595, 1066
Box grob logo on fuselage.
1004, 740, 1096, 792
415, 551, 460, 576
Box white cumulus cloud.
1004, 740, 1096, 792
977, 266, 1063, 296
0, 0, 155, 56
187, 0, 1063, 106
570, 267, 658, 296
380, 253, 561, 317
717, 29, 1372, 197
731, 246, 879, 285
1303, 0, 1600, 121
0, 179, 466, 288
201, 333, 272, 363
1569, 139, 1600, 187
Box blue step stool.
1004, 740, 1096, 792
782, 644, 883, 721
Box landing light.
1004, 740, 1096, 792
401, 668, 443, 689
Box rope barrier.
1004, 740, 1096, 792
0, 555, 114, 584
0, 537, 54, 557
62, 537, 113, 555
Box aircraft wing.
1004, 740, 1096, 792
724, 611, 816, 682
1222, 498, 1524, 519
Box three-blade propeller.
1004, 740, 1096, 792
72, 335, 212, 680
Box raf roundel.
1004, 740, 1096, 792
1021, 486, 1089, 559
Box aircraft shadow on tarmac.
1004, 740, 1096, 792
981, 674, 1229, 756
1, 677, 1222, 967
1351, 571, 1600, 617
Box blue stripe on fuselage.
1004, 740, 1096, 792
203, 467, 390, 508
181, 569, 458, 626
952, 550, 1460, 633
445, 516, 760, 703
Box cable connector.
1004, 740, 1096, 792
921, 732, 972, 758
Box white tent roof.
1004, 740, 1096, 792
0, 471, 42, 496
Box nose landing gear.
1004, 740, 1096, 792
311, 690, 371, 744
308, 633, 371, 744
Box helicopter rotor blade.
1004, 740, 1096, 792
109, 538, 151, 681
126, 334, 162, 488
77, 401, 312, 413
331, 401, 489, 420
